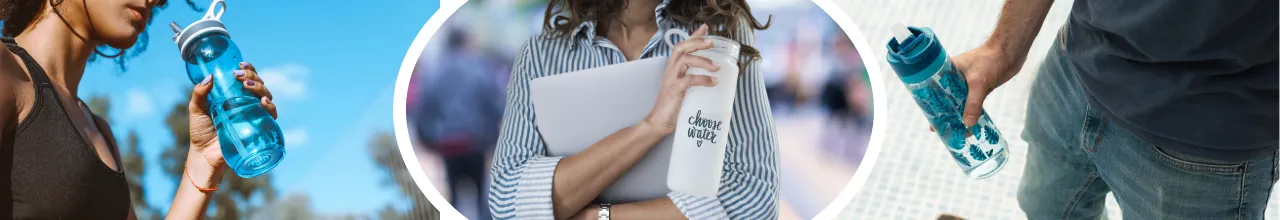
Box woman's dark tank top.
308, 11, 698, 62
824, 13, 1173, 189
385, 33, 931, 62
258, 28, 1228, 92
1, 38, 131, 219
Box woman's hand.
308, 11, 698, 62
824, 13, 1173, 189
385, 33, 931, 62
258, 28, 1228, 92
641, 24, 720, 135
185, 61, 279, 184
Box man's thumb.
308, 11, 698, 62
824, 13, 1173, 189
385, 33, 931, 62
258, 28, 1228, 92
962, 87, 989, 127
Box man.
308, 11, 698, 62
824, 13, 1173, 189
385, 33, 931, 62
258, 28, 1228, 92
956, 0, 1277, 219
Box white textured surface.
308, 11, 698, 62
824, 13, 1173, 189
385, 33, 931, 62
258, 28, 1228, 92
830, 0, 1280, 219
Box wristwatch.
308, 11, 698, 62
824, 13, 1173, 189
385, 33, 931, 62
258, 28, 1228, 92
597, 203, 612, 220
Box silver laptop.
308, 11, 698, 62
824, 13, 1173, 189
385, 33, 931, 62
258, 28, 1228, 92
529, 57, 674, 204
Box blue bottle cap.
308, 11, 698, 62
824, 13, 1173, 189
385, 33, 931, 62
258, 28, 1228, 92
171, 0, 230, 56
885, 26, 948, 84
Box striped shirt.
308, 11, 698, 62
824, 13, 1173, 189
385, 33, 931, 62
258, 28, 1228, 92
487, 1, 780, 219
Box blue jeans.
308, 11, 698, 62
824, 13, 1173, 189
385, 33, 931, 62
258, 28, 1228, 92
1018, 32, 1279, 220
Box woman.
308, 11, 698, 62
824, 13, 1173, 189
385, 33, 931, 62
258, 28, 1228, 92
488, 0, 778, 219
0, 0, 278, 219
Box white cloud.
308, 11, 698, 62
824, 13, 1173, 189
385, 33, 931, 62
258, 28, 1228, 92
257, 63, 309, 101
284, 128, 308, 150
125, 88, 154, 117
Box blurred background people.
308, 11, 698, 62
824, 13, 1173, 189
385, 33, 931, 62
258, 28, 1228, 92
410, 23, 510, 220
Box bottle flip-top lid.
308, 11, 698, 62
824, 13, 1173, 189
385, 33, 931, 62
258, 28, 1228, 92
171, 0, 229, 56
885, 23, 947, 83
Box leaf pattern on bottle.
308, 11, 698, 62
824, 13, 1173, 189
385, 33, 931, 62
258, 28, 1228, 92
945, 130, 966, 150
984, 125, 1000, 145
968, 144, 987, 161
940, 65, 968, 100
951, 150, 971, 168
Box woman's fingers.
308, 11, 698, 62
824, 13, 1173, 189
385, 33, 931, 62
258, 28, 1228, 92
260, 97, 278, 119
237, 61, 276, 118
680, 74, 718, 90
691, 24, 709, 38
663, 24, 715, 86
669, 24, 711, 60
675, 55, 719, 76
234, 61, 273, 100
240, 61, 256, 72
234, 62, 263, 83
188, 75, 215, 113
665, 40, 713, 80
665, 24, 713, 78
242, 78, 275, 101
672, 38, 715, 56
668, 39, 715, 78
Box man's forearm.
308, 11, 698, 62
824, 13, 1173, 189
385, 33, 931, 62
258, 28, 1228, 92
986, 0, 1055, 60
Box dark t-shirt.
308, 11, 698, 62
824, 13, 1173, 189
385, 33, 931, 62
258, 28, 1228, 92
1064, 0, 1279, 162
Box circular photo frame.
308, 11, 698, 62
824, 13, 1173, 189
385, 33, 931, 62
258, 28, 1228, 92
392, 0, 888, 219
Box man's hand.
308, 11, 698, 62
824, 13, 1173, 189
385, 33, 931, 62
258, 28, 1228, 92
951, 0, 1056, 126
951, 45, 1023, 126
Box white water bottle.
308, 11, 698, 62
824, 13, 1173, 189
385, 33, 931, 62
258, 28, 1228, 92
665, 29, 741, 198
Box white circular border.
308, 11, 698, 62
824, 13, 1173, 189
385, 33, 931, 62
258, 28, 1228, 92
809, 1, 888, 219
391, 1, 889, 219
393, 0, 468, 219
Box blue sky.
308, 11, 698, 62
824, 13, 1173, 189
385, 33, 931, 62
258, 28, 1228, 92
77, 0, 440, 215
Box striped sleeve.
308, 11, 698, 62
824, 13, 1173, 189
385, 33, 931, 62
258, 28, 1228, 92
488, 38, 564, 220
668, 21, 781, 220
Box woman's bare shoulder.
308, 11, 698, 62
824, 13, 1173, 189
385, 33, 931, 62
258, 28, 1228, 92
0, 45, 32, 128
0, 45, 27, 84
0, 45, 18, 98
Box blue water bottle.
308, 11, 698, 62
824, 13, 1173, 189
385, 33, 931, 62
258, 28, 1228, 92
886, 24, 1008, 179
171, 0, 284, 178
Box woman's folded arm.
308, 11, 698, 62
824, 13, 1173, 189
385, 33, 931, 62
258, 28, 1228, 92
489, 39, 670, 220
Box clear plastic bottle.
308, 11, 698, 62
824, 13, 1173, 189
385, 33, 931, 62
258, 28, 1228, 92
171, 0, 284, 178
665, 29, 741, 197
886, 25, 1008, 179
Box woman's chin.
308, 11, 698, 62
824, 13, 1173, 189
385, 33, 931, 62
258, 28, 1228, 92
101, 33, 141, 50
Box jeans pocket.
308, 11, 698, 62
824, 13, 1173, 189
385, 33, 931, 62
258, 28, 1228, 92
1078, 106, 1107, 153
1148, 144, 1246, 175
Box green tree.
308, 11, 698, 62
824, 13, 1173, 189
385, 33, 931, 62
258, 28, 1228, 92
246, 193, 314, 220
124, 130, 161, 220
159, 87, 277, 219
86, 95, 111, 123
369, 130, 440, 220
273, 194, 314, 220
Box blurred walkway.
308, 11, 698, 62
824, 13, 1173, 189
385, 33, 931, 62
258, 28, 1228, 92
776, 111, 863, 219
833, 0, 1280, 219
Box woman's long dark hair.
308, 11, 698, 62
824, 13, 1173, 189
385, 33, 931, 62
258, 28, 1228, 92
542, 0, 772, 68
0, 0, 43, 37
0, 0, 198, 71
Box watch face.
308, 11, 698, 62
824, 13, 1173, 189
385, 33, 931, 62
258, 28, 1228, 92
598, 205, 611, 220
